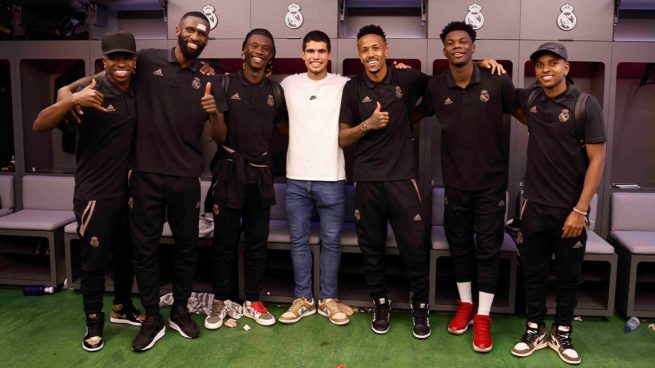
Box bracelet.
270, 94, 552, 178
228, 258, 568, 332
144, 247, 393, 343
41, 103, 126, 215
572, 207, 588, 216
360, 121, 368, 132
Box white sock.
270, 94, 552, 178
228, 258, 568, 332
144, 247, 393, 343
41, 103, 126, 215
477, 291, 495, 316
456, 282, 473, 304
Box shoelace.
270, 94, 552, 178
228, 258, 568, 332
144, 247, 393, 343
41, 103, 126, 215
451, 303, 473, 326
555, 331, 574, 349
521, 327, 541, 344
323, 299, 341, 316
250, 301, 269, 314
288, 298, 308, 314
374, 303, 389, 321
210, 301, 226, 318
412, 308, 428, 325
473, 317, 491, 340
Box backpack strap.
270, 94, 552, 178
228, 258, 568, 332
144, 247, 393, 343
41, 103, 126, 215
270, 79, 284, 118
574, 92, 590, 146
527, 85, 540, 109
220, 74, 230, 96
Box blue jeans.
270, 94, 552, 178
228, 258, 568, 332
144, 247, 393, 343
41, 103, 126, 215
286, 179, 345, 299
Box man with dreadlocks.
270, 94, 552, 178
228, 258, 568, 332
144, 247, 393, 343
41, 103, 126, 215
204, 28, 288, 330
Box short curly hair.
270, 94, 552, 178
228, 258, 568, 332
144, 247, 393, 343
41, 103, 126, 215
357, 24, 386, 42
439, 21, 476, 44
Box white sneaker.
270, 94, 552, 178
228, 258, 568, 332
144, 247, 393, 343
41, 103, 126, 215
204, 299, 228, 330
243, 301, 276, 326
279, 297, 316, 324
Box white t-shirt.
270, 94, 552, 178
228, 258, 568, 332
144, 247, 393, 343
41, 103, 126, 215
280, 73, 349, 181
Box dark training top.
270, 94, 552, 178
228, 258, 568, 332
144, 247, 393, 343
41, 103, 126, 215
132, 48, 228, 178
339, 67, 429, 182
61, 75, 136, 201
424, 65, 516, 191
223, 71, 288, 161
517, 85, 606, 209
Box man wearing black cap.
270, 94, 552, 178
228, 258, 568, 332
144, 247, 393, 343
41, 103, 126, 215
510, 42, 606, 365
33, 31, 142, 352
58, 12, 227, 352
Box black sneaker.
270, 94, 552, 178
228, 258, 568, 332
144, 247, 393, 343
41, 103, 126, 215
511, 321, 547, 357
169, 304, 200, 339
371, 297, 391, 335
548, 324, 581, 365
83, 312, 104, 352
110, 303, 145, 326
411, 302, 431, 339
132, 314, 166, 352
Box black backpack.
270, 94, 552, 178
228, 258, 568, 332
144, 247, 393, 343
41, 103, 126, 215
527, 86, 591, 166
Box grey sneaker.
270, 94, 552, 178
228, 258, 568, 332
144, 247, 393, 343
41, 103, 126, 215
511, 321, 547, 357
548, 324, 581, 365
243, 301, 276, 326
205, 299, 228, 330
279, 297, 316, 324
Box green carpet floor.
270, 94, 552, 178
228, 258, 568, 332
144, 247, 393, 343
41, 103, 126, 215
0, 286, 653, 368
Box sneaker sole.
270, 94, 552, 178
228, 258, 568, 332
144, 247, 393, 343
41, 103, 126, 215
511, 341, 547, 357
279, 308, 317, 324
133, 325, 165, 352
82, 341, 104, 352
413, 330, 431, 339
448, 320, 472, 335
473, 342, 493, 353
548, 341, 581, 365
204, 318, 223, 330
317, 308, 349, 326
169, 319, 199, 338
371, 325, 389, 335
110, 317, 142, 327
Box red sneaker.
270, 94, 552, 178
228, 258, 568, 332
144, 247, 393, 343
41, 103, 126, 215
473, 314, 493, 352
447, 301, 475, 334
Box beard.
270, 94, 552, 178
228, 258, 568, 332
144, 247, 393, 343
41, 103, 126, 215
177, 35, 205, 60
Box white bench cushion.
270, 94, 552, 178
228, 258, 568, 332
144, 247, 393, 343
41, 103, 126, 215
611, 192, 655, 231
586, 231, 614, 254
0, 209, 75, 231
610, 230, 655, 254
431, 225, 516, 252
0, 175, 14, 210
22, 175, 74, 211
0, 208, 13, 217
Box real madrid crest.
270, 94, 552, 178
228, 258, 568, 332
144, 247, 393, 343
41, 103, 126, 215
465, 4, 484, 30
267, 94, 275, 107
559, 109, 570, 123
354, 209, 361, 221
285, 3, 304, 29
557, 4, 577, 31
395, 86, 403, 99
192, 77, 201, 90
203, 5, 218, 30
90, 236, 100, 248
480, 89, 489, 102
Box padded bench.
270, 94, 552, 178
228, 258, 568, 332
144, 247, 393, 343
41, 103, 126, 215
0, 175, 75, 287
610, 192, 655, 317
0, 175, 14, 217
238, 182, 321, 303
429, 187, 518, 313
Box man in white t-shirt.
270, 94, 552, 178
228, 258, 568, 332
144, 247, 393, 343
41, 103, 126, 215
278, 30, 352, 326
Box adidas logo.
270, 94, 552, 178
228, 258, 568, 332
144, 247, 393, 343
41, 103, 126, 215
530, 105, 537, 113
105, 104, 116, 112
497, 199, 505, 207
361, 96, 372, 103
152, 68, 163, 76
413, 214, 422, 221
572, 241, 583, 249
444, 97, 453, 105
230, 93, 241, 100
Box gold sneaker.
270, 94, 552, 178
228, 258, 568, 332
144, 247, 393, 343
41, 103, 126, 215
318, 298, 350, 326
279, 297, 316, 324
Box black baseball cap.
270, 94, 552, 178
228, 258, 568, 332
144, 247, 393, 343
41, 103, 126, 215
530, 42, 568, 62
101, 31, 136, 55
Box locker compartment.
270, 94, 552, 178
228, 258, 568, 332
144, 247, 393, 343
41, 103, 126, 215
20, 58, 85, 174
0, 58, 14, 172
251, 0, 338, 39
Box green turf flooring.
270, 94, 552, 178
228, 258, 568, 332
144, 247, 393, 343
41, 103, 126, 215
0, 286, 653, 368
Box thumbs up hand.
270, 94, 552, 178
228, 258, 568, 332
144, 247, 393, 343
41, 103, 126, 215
72, 78, 107, 113
366, 101, 389, 130
201, 81, 218, 114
